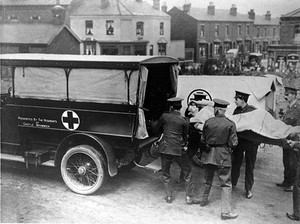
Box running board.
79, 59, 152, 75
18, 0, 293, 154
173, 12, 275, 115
1, 153, 54, 167
134, 157, 162, 173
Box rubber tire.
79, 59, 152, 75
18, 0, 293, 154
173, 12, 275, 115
60, 145, 107, 195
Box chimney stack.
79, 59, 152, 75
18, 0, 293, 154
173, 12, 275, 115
265, 11, 271, 20
230, 4, 237, 16
153, 0, 160, 10
183, 3, 191, 13
207, 2, 215, 15
161, 2, 167, 12
52, 3, 65, 25
248, 9, 255, 20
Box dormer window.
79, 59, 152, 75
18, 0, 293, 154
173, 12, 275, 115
136, 22, 144, 36
85, 20, 93, 35
9, 15, 18, 22
106, 20, 114, 35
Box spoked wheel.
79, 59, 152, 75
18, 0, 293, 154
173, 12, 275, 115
60, 145, 107, 195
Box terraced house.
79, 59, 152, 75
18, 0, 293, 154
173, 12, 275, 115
168, 2, 279, 64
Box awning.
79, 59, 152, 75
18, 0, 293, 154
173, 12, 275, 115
224, 37, 231, 42
245, 37, 252, 41
213, 38, 221, 43
236, 37, 243, 42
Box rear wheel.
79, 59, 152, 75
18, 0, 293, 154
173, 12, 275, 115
60, 145, 107, 195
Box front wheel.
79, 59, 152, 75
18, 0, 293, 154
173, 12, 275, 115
60, 145, 107, 195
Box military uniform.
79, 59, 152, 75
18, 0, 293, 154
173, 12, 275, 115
231, 103, 260, 194
155, 98, 193, 202
286, 140, 300, 221
281, 100, 300, 188
200, 99, 238, 216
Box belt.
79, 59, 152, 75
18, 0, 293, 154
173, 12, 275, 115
208, 144, 228, 147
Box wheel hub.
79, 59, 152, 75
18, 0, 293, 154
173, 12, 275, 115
78, 166, 86, 175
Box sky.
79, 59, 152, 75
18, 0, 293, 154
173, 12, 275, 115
145, 0, 300, 17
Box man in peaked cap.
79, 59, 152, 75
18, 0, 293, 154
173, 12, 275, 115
277, 86, 300, 193
231, 90, 259, 199
199, 98, 238, 220
155, 97, 193, 204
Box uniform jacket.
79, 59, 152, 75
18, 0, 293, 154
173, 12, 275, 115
233, 104, 259, 147
283, 101, 300, 127
155, 110, 189, 156
201, 114, 238, 167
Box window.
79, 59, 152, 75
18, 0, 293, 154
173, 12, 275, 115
213, 43, 220, 55
264, 27, 267, 37
160, 22, 164, 35
31, 15, 40, 21
136, 22, 144, 36
200, 25, 205, 37
225, 25, 229, 36
85, 20, 93, 35
158, 43, 166, 55
238, 25, 242, 36
106, 20, 114, 35
257, 27, 260, 37
199, 45, 207, 57
245, 41, 251, 52
246, 24, 250, 36
215, 25, 219, 37
84, 43, 96, 55
150, 45, 153, 55
224, 42, 232, 53
9, 15, 18, 22
273, 27, 276, 37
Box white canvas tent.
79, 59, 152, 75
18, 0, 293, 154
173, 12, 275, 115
177, 74, 283, 116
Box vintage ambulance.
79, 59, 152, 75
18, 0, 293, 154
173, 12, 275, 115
0, 54, 179, 195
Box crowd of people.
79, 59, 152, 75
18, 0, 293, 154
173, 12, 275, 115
153, 86, 300, 221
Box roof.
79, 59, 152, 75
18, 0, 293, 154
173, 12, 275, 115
0, 24, 80, 44
175, 7, 252, 22
0, 0, 72, 6
254, 15, 280, 25
70, 0, 169, 17
281, 8, 300, 18
0, 54, 178, 69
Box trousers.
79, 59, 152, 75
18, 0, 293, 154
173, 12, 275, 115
293, 158, 300, 217
231, 139, 259, 191
201, 164, 232, 214
161, 153, 193, 197
283, 147, 298, 186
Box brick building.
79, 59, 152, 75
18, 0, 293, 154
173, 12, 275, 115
168, 2, 280, 64
0, 0, 81, 54
267, 8, 300, 71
